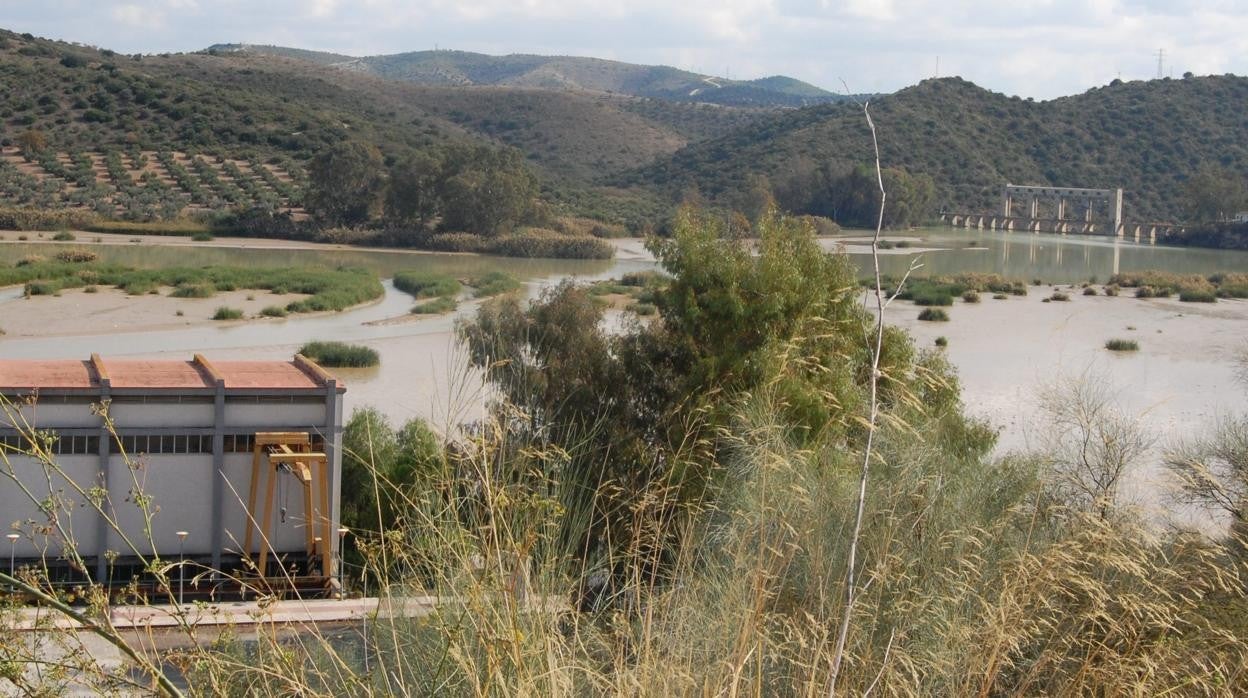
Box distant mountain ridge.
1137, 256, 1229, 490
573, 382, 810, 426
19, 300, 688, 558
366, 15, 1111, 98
622, 75, 1248, 222
206, 44, 849, 108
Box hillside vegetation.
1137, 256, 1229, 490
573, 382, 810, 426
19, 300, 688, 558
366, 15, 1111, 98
626, 76, 1248, 223
5, 28, 1248, 234
212, 45, 846, 108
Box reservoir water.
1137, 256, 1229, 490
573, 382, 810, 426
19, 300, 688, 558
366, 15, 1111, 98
2, 227, 1246, 514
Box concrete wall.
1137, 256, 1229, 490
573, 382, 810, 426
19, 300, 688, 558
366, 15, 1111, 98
111, 403, 214, 428
220, 454, 309, 558
225, 402, 326, 428
1, 401, 99, 429
0, 455, 102, 559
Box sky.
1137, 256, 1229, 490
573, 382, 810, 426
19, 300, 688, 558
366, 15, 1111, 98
4, 0, 1248, 99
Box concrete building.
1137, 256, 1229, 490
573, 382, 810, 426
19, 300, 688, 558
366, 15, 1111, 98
0, 354, 345, 596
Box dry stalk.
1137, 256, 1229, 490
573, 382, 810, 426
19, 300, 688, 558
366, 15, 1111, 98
828, 91, 888, 695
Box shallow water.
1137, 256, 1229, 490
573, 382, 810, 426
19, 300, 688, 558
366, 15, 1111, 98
831, 226, 1248, 282
2, 228, 1246, 470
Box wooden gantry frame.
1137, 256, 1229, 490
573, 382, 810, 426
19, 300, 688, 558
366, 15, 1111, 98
241, 432, 333, 583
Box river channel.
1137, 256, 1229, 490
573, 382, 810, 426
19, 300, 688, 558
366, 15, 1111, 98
2, 227, 1247, 514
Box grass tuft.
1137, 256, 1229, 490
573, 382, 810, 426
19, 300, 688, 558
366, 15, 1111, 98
393, 271, 462, 299
1105, 338, 1140, 351
470, 271, 522, 298
411, 296, 458, 315
298, 341, 380, 367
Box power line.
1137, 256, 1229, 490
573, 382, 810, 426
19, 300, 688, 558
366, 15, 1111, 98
1156, 48, 1165, 79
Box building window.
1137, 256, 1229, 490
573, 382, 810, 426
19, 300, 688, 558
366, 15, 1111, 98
112, 433, 212, 455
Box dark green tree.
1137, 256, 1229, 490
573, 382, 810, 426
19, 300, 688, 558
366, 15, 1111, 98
306, 141, 386, 226
458, 208, 928, 577
438, 145, 538, 235
1183, 164, 1247, 222
339, 408, 443, 573
385, 149, 444, 230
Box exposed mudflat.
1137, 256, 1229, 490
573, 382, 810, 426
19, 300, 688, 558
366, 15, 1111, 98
883, 287, 1248, 518
0, 285, 310, 337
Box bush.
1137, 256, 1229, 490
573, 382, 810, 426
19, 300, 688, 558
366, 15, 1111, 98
485, 228, 614, 260
1105, 285, 1120, 296
470, 271, 521, 298
52, 231, 76, 241
0, 207, 94, 231
393, 271, 461, 299
422, 232, 486, 253
259, 305, 288, 317
411, 297, 457, 315
629, 302, 658, 316
1105, 338, 1140, 351
911, 289, 954, 306
961, 290, 980, 303
620, 271, 667, 287
191, 232, 214, 242
935, 336, 948, 347
24, 281, 58, 296
1083, 287, 1098, 296
1049, 292, 1071, 301
992, 293, 1008, 300
171, 283, 216, 298
1179, 289, 1217, 303
212, 306, 244, 320
298, 341, 380, 368
918, 308, 949, 321
54, 250, 97, 263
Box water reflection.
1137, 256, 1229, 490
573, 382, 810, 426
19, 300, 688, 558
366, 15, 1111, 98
832, 228, 1248, 282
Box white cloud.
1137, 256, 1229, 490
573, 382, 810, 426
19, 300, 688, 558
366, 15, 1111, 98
8, 0, 1248, 97
110, 3, 164, 29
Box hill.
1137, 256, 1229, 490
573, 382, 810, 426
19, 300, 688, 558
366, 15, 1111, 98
623, 76, 1248, 222
0, 30, 773, 227
212, 45, 846, 108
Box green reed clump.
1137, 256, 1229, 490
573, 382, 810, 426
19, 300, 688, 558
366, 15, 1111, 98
170, 282, 215, 298
0, 259, 383, 314
54, 249, 96, 263
1105, 338, 1139, 351
1179, 289, 1217, 303
470, 271, 522, 298
486, 228, 615, 259
918, 307, 949, 321
411, 296, 457, 314
1050, 292, 1071, 301
212, 306, 243, 320
259, 305, 287, 317
298, 341, 380, 367
393, 271, 462, 299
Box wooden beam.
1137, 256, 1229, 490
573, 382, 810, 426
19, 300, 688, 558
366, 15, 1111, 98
242, 444, 263, 558
254, 432, 311, 446
318, 457, 332, 580
302, 472, 315, 561
266, 452, 327, 464
258, 453, 278, 578
293, 354, 335, 386
90, 353, 109, 385
193, 353, 223, 385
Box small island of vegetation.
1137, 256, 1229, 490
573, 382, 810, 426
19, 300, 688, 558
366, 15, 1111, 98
298, 340, 381, 367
